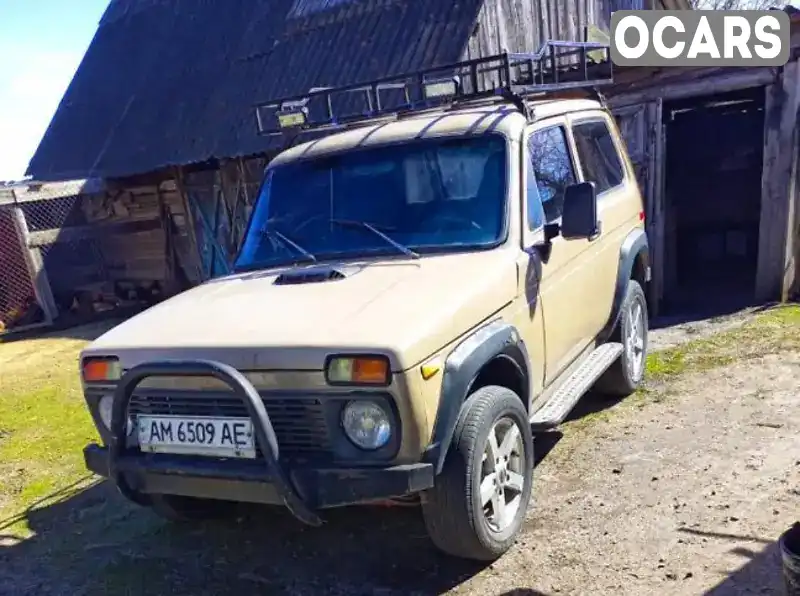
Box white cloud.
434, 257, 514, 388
0, 50, 84, 181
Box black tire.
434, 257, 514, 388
595, 279, 648, 397
421, 385, 534, 561
148, 494, 238, 522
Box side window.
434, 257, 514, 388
572, 119, 625, 195
528, 126, 576, 223
525, 151, 545, 230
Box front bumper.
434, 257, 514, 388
84, 444, 433, 509
93, 359, 433, 524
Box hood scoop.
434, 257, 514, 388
273, 264, 360, 286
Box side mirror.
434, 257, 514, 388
561, 181, 599, 239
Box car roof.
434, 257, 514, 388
269, 98, 603, 166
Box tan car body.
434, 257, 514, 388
81, 98, 646, 466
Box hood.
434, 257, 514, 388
84, 250, 519, 372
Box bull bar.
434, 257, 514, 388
108, 360, 323, 525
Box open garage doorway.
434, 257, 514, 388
660, 87, 765, 316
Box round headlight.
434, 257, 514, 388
97, 395, 133, 436
341, 401, 392, 450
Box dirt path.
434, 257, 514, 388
1, 309, 798, 595
447, 351, 800, 595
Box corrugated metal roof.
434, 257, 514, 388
27, 0, 485, 181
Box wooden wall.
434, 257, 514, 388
607, 59, 800, 309
0, 179, 202, 327
460, 0, 658, 61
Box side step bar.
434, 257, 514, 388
530, 342, 624, 431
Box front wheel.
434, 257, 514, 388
421, 385, 534, 561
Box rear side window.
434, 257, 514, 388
572, 119, 625, 194
528, 126, 576, 223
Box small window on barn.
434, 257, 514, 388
528, 126, 576, 224
572, 119, 625, 195
288, 0, 357, 18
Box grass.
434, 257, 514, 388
643, 303, 800, 384
0, 322, 115, 536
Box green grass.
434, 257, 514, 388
0, 326, 108, 535
643, 303, 800, 385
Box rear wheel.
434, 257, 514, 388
421, 385, 534, 561
596, 279, 648, 397
148, 494, 238, 522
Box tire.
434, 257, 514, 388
421, 385, 534, 561
595, 279, 648, 397
148, 494, 238, 522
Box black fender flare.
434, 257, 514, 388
422, 319, 532, 475
600, 228, 650, 341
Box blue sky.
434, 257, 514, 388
2, 0, 800, 181
0, 0, 110, 181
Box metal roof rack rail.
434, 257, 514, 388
253, 39, 613, 138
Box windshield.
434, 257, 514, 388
234, 134, 508, 271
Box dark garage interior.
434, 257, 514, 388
661, 86, 765, 316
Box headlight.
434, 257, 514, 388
82, 356, 122, 383
97, 395, 133, 436
341, 401, 392, 450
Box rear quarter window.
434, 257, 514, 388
572, 119, 625, 195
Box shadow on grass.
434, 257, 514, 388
0, 313, 129, 345
562, 389, 627, 425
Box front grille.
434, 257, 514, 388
128, 392, 332, 458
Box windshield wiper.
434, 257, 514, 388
330, 219, 420, 259
259, 228, 317, 263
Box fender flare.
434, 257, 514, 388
422, 319, 532, 475
600, 228, 650, 341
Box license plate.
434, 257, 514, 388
137, 415, 256, 459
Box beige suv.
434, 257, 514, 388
79, 45, 650, 561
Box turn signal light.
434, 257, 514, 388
82, 357, 122, 382
326, 355, 391, 386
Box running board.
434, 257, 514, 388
529, 342, 624, 431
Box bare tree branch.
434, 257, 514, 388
689, 0, 781, 9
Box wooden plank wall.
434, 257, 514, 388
181, 157, 268, 280
460, 0, 646, 61
756, 59, 800, 303
9, 180, 202, 323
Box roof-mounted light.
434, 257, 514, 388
422, 76, 461, 100
276, 107, 309, 129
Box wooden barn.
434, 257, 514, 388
604, 6, 800, 317
20, 0, 695, 330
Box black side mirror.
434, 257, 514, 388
561, 181, 599, 239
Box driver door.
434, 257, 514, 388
518, 117, 597, 385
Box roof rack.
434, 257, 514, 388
253, 39, 613, 137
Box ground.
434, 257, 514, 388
0, 306, 798, 595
